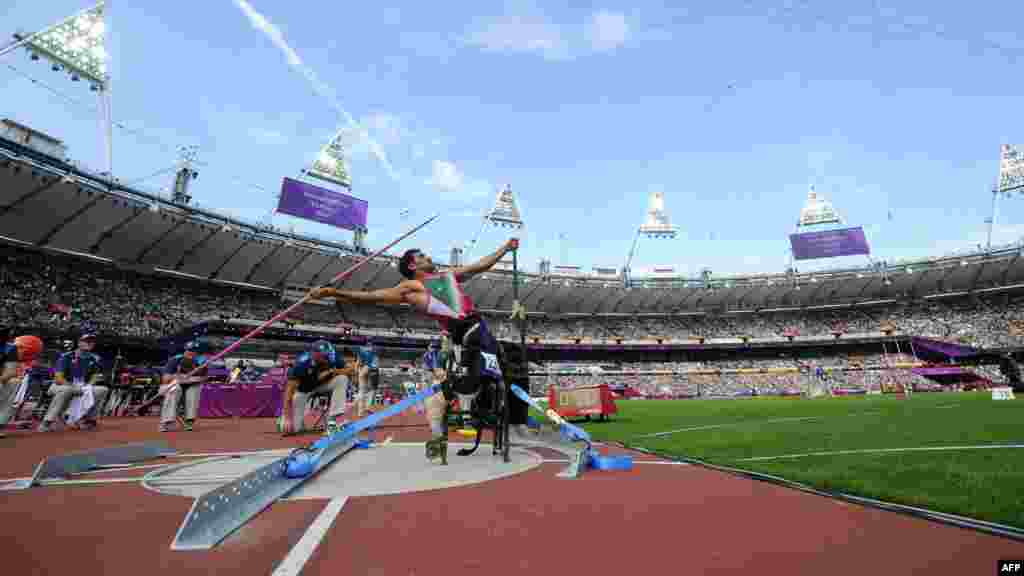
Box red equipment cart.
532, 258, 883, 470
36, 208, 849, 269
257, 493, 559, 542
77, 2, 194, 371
548, 384, 618, 421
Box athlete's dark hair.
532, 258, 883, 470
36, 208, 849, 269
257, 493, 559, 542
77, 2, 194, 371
399, 248, 421, 279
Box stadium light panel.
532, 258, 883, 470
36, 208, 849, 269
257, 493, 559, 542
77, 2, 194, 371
17, 3, 108, 87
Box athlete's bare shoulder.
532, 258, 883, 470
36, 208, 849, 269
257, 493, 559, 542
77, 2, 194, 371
398, 278, 425, 292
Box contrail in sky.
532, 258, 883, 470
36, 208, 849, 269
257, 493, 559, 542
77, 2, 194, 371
231, 0, 399, 181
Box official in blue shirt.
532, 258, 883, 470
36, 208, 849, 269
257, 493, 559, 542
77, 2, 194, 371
39, 334, 110, 432
422, 340, 445, 371
354, 344, 380, 419
282, 340, 353, 435
160, 338, 210, 432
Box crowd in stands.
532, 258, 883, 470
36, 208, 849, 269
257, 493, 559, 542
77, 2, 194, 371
529, 352, 946, 397
4, 243, 1024, 351
485, 304, 1024, 349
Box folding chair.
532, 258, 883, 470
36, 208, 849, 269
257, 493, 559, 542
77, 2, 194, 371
121, 384, 152, 416
306, 391, 332, 432
7, 380, 52, 429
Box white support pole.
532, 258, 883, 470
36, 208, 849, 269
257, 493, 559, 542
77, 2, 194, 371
464, 210, 490, 261
986, 188, 999, 252
98, 86, 112, 178
101, 0, 112, 179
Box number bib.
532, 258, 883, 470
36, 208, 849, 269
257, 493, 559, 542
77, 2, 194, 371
481, 352, 502, 379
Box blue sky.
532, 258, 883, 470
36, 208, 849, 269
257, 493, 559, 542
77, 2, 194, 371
2, 0, 1023, 278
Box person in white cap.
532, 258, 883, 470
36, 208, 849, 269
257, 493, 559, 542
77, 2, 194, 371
39, 333, 109, 432
160, 338, 210, 432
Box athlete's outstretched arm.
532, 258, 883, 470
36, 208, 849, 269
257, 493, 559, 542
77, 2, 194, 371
453, 238, 518, 281
312, 282, 415, 305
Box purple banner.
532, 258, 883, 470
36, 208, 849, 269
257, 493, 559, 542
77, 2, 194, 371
912, 367, 971, 376
197, 383, 283, 418
277, 177, 368, 231
789, 227, 870, 260
911, 337, 979, 358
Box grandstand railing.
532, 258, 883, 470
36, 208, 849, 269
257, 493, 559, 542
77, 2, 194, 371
529, 363, 931, 376
201, 317, 926, 347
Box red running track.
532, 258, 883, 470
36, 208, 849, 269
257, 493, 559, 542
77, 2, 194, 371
0, 413, 1021, 575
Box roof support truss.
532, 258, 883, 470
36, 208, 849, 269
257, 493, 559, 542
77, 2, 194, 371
175, 228, 220, 270
277, 250, 314, 287
210, 238, 252, 280
89, 207, 145, 254
133, 218, 189, 264
244, 242, 285, 284
0, 174, 58, 216
35, 192, 102, 246
308, 256, 337, 287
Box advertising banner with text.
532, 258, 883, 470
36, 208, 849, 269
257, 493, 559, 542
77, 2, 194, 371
789, 226, 870, 260
277, 177, 367, 231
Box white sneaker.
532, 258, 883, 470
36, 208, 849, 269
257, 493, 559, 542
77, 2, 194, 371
37, 421, 54, 433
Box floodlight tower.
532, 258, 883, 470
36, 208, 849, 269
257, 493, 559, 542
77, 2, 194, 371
172, 145, 199, 204
299, 125, 368, 251
986, 144, 1024, 251
3, 2, 112, 176
465, 183, 524, 260
790, 185, 843, 272
623, 191, 678, 287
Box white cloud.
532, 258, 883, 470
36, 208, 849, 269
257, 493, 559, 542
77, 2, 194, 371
252, 128, 286, 143
463, 14, 570, 60
585, 11, 629, 52
462, 10, 631, 60
428, 160, 465, 193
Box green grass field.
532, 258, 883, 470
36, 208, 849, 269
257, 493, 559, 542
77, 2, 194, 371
573, 392, 1024, 528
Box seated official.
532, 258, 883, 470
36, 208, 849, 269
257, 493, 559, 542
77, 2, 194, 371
39, 334, 109, 432
160, 338, 210, 432
354, 343, 379, 419
0, 333, 43, 438
282, 340, 352, 435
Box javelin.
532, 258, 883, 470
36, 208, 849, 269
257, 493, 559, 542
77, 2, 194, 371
136, 213, 439, 413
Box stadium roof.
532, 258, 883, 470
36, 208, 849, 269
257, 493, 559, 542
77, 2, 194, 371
4, 135, 1024, 315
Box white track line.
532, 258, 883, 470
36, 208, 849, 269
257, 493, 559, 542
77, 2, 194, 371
32, 474, 249, 487
174, 449, 292, 459
272, 497, 348, 576
541, 459, 689, 466
736, 444, 1024, 462
635, 416, 822, 439
633, 403, 959, 440
79, 463, 170, 474
37, 477, 147, 486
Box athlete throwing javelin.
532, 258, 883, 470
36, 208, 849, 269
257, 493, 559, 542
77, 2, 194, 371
312, 238, 519, 463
